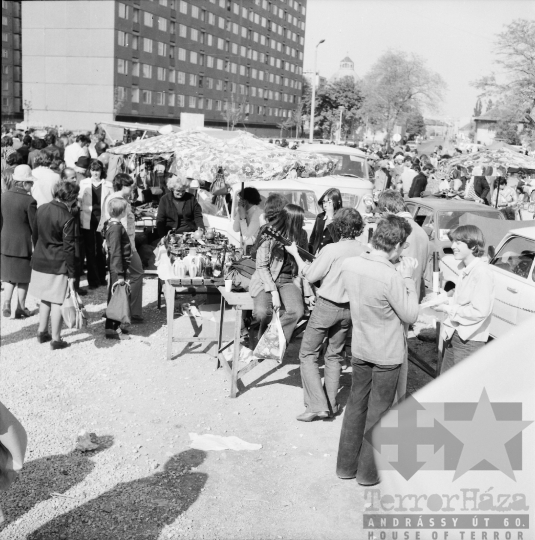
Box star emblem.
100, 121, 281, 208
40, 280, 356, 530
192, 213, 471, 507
443, 389, 532, 481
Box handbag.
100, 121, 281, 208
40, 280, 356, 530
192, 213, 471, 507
105, 281, 131, 324
253, 309, 286, 363
61, 291, 77, 329
72, 291, 88, 330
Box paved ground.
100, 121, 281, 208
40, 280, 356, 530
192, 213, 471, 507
0, 278, 433, 540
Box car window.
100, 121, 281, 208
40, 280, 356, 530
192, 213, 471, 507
414, 206, 433, 227
491, 236, 535, 280
437, 211, 501, 241
341, 192, 359, 209
255, 189, 320, 219
197, 189, 229, 218
317, 153, 366, 178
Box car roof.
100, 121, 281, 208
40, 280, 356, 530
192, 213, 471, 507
229, 179, 319, 193
506, 227, 535, 241
296, 144, 367, 157
295, 176, 373, 189
406, 197, 502, 213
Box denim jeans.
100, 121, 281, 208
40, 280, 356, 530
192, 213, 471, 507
443, 331, 485, 372
252, 278, 304, 344
336, 357, 400, 485
299, 297, 351, 414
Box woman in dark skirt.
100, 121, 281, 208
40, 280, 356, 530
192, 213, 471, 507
0, 165, 38, 318
29, 180, 79, 350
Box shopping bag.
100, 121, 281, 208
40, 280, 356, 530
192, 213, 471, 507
253, 309, 286, 363
61, 292, 77, 329
105, 282, 131, 324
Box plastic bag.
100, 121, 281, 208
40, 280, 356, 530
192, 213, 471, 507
253, 309, 286, 363
105, 282, 131, 324
61, 293, 77, 329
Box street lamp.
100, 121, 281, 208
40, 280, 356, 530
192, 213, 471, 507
309, 38, 325, 143
337, 106, 344, 144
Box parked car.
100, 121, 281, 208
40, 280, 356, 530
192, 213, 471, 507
295, 143, 369, 180
295, 176, 374, 216
198, 179, 320, 247
405, 198, 504, 257
440, 227, 535, 339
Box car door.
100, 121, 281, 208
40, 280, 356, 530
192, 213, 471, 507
489, 235, 535, 338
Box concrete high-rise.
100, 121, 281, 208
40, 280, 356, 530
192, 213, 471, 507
22, 0, 307, 136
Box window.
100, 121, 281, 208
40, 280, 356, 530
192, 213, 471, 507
177, 94, 185, 107
143, 38, 153, 52
117, 58, 129, 74
215, 79, 223, 90
251, 87, 257, 97
258, 70, 264, 81
218, 17, 225, 29
258, 88, 264, 98
133, 8, 139, 22
231, 62, 237, 74
252, 50, 258, 61
131, 88, 139, 103
2, 16, 7, 25
274, 91, 279, 100
208, 12, 215, 24
142, 64, 152, 78
198, 97, 204, 109
178, 47, 186, 61
2, 66, 8, 75
1, 48, 7, 58
216, 58, 224, 70
189, 96, 196, 108
191, 5, 199, 18
158, 17, 167, 31
260, 35, 266, 45
215, 100, 222, 111
177, 71, 186, 84
191, 28, 198, 41
206, 99, 213, 110
206, 77, 214, 89
158, 42, 166, 56
206, 34, 213, 46
251, 68, 257, 78
269, 73, 274, 83
206, 55, 214, 68
492, 236, 535, 279
142, 90, 152, 104
232, 22, 239, 34
179, 1, 188, 14
231, 42, 238, 54
189, 73, 197, 86
179, 24, 187, 37
217, 38, 224, 50
155, 92, 164, 105
190, 51, 197, 64
118, 31, 129, 47
240, 45, 246, 57
168, 93, 176, 106
170, 46, 175, 59
144, 11, 153, 26
239, 84, 245, 95
261, 16, 267, 27
239, 65, 246, 76
157, 67, 166, 80
241, 27, 247, 38
169, 69, 176, 83
198, 76, 203, 87
116, 87, 126, 102
132, 35, 138, 50
118, 3, 128, 18
159, 0, 168, 5
132, 61, 140, 77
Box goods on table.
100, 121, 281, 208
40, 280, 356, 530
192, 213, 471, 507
162, 230, 240, 279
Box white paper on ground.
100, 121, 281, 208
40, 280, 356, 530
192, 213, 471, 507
189, 433, 262, 451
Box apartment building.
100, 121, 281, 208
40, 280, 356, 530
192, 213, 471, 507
1, 0, 23, 123
22, 0, 307, 135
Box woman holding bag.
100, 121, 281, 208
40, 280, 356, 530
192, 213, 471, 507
29, 180, 79, 350
249, 204, 311, 347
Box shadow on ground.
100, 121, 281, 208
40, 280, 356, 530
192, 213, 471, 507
27, 449, 207, 540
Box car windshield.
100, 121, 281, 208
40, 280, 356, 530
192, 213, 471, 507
492, 236, 535, 281
317, 152, 367, 178
257, 189, 320, 219
436, 211, 501, 241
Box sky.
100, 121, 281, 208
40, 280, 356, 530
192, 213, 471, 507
302, 0, 535, 125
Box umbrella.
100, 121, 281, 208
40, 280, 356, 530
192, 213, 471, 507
109, 129, 337, 184
445, 147, 535, 174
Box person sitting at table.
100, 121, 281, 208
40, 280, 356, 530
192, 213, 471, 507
233, 187, 263, 249
285, 208, 367, 421
249, 204, 311, 347
156, 175, 205, 238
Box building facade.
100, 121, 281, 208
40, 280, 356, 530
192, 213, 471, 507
22, 0, 307, 135
1, 0, 23, 123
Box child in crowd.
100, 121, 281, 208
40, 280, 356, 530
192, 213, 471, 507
104, 198, 132, 340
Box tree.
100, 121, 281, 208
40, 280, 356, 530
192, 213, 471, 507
302, 76, 364, 140
486, 98, 494, 112
220, 95, 244, 130
473, 98, 483, 117
494, 120, 522, 145
405, 110, 426, 139
360, 50, 446, 142
472, 19, 535, 145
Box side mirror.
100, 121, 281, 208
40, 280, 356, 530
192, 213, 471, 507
488, 245, 496, 260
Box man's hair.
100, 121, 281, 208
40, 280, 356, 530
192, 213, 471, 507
422, 163, 435, 172
332, 207, 363, 239
404, 156, 412, 164
50, 158, 65, 173
263, 193, 287, 223
7, 151, 23, 166
22, 135, 32, 146
44, 133, 56, 146
31, 138, 46, 150
95, 141, 109, 156
54, 180, 80, 203
108, 197, 128, 218
447, 225, 485, 257
113, 172, 134, 192
372, 215, 412, 252
239, 187, 261, 206
33, 150, 53, 168
76, 134, 91, 145
377, 189, 407, 214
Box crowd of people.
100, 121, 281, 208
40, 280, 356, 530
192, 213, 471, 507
0, 126, 516, 484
